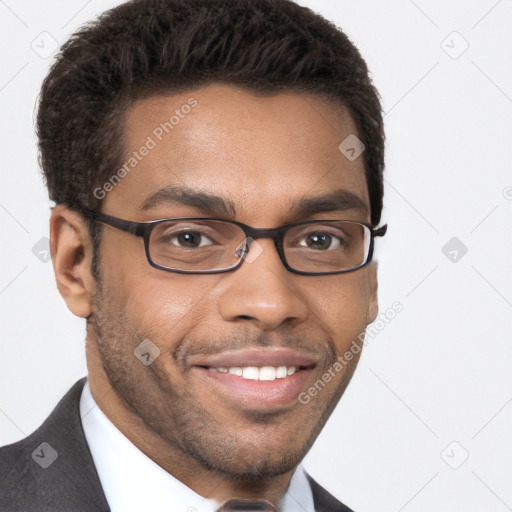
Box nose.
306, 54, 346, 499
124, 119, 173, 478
218, 238, 309, 331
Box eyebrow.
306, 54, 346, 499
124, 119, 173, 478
138, 185, 369, 218
139, 185, 237, 217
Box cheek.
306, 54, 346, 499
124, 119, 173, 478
101, 234, 203, 319
119, 272, 223, 340
307, 275, 372, 348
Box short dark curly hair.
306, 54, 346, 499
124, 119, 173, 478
38, 0, 385, 234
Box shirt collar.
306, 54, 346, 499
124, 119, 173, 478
80, 378, 315, 512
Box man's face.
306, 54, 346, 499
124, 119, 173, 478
89, 84, 378, 478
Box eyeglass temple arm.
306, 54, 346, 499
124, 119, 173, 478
373, 224, 388, 238
79, 208, 146, 236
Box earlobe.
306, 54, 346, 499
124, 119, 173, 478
367, 300, 379, 324
50, 205, 96, 318
366, 261, 379, 325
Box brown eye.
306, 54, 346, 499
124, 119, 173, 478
173, 231, 208, 248
301, 232, 341, 251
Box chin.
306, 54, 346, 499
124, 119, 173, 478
185, 437, 311, 482
214, 453, 304, 482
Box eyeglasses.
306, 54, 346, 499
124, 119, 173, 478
78, 208, 387, 276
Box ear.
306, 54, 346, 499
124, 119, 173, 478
49, 205, 97, 318
366, 261, 379, 325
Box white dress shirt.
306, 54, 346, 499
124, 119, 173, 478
80, 379, 316, 512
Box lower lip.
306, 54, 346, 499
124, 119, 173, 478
191, 367, 314, 408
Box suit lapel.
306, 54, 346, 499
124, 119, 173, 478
0, 377, 110, 511
306, 472, 355, 512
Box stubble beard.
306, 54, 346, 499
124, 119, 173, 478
87, 280, 360, 481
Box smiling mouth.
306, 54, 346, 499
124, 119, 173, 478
191, 364, 315, 408
187, 347, 320, 406
188, 348, 319, 408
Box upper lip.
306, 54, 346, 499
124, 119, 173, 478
188, 348, 319, 369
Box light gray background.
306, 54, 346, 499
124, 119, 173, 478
1, 1, 511, 511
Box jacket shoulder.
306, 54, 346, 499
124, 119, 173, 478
306, 473, 355, 512
0, 377, 109, 512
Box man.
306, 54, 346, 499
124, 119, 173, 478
0, 0, 386, 510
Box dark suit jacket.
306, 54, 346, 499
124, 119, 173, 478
0, 378, 354, 512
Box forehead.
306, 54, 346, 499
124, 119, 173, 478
104, 84, 370, 223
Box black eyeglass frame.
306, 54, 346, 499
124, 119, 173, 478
78, 208, 388, 276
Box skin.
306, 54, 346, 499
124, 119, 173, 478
50, 84, 380, 506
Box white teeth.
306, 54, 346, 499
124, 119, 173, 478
242, 367, 260, 380
209, 366, 300, 380
276, 366, 287, 378
259, 366, 276, 381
